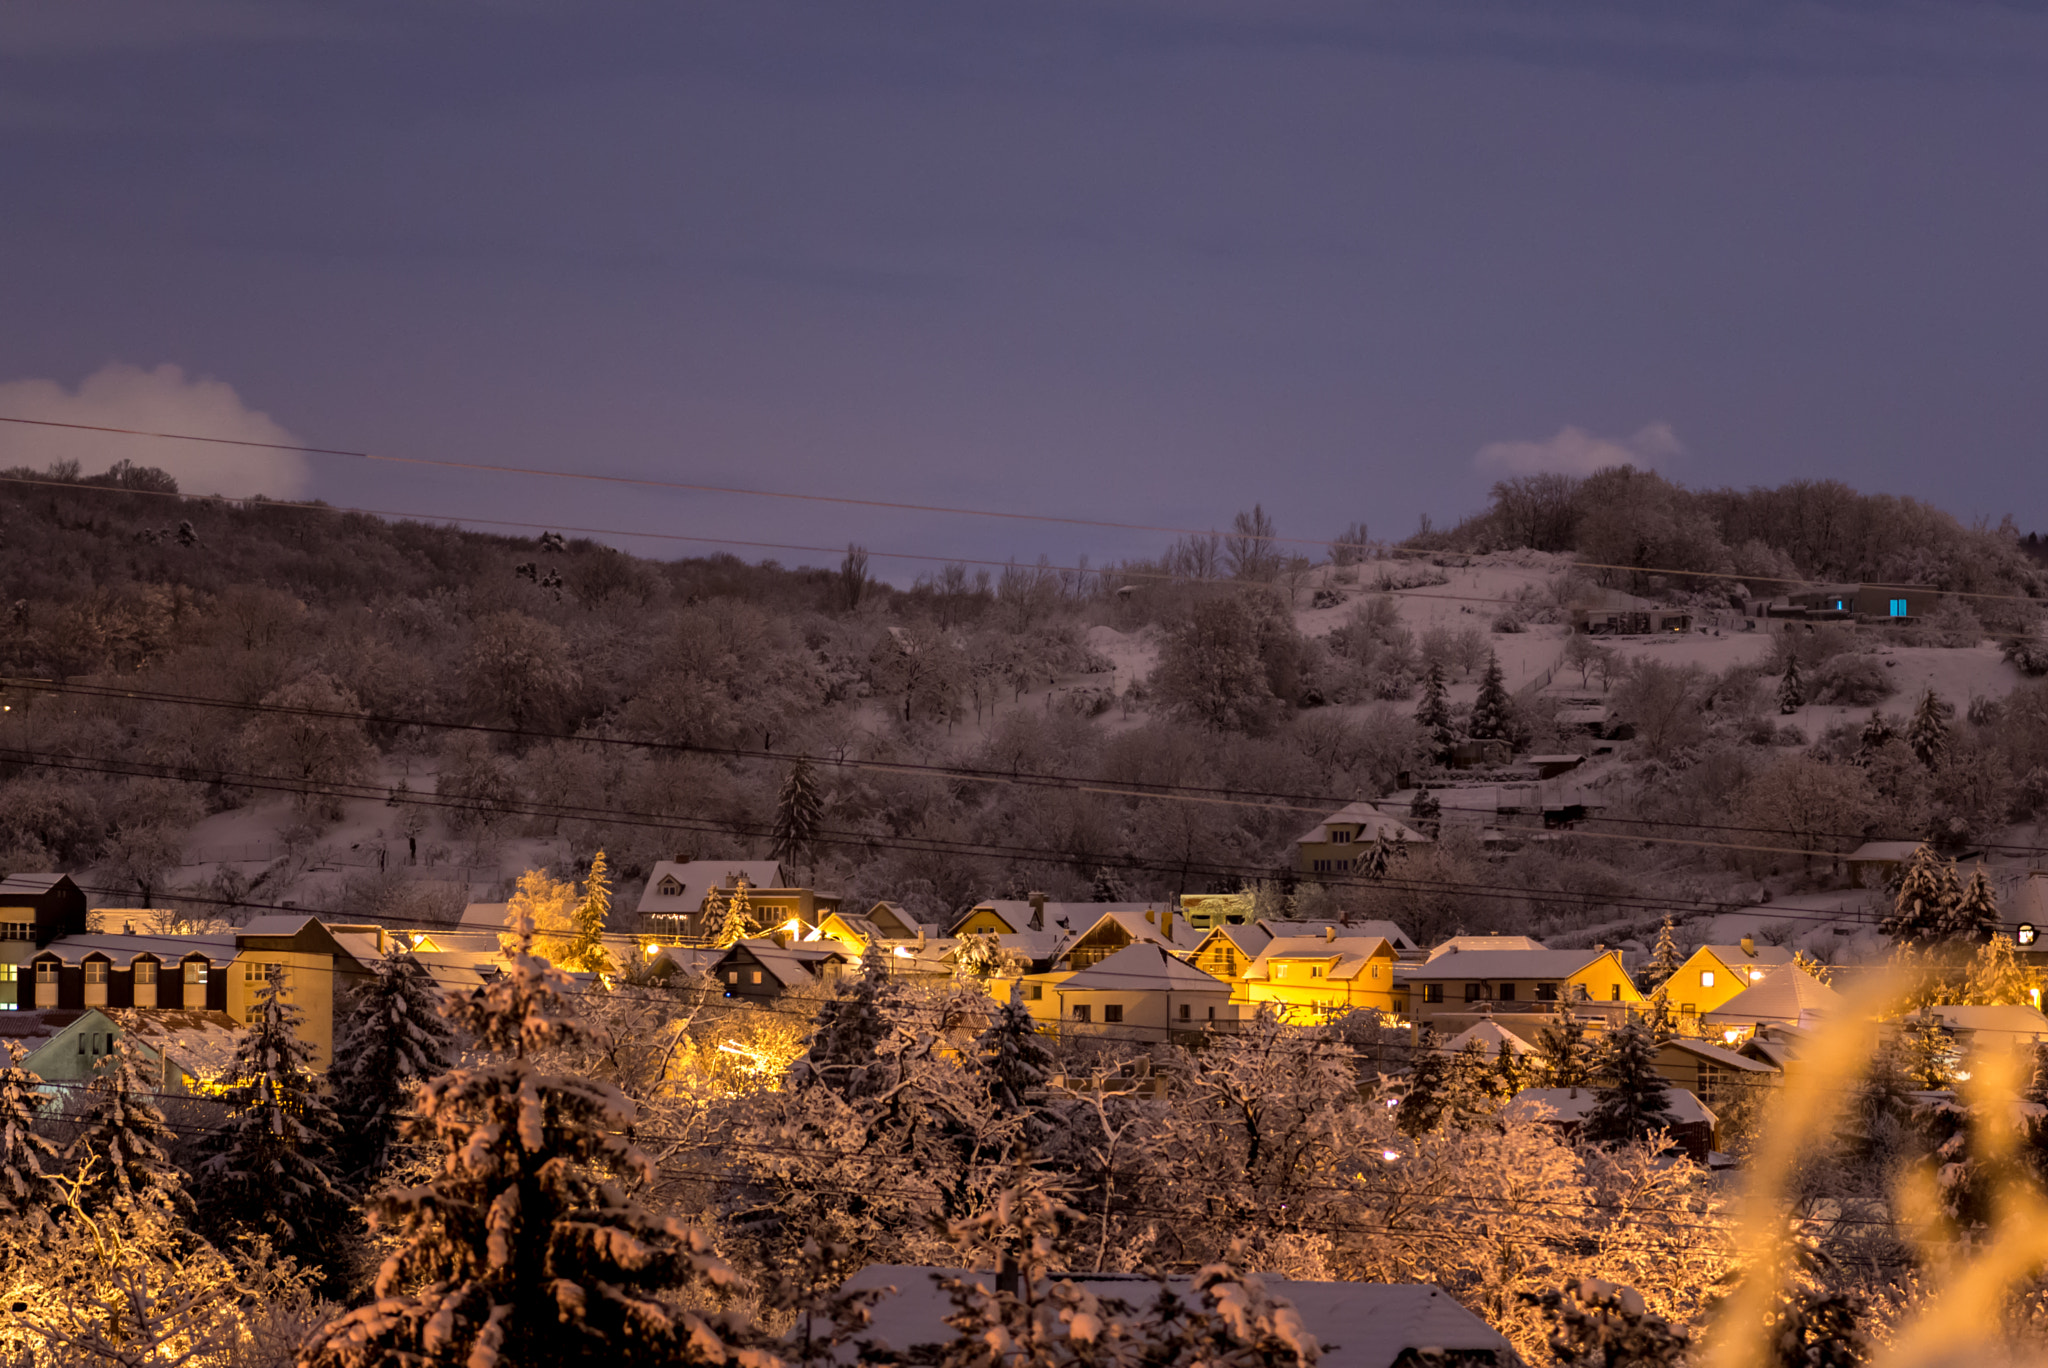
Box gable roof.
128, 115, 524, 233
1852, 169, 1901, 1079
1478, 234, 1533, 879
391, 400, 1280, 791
836, 1267, 1506, 1368
862, 901, 931, 938
1703, 966, 1844, 1026
1914, 1004, 2048, 1043
1055, 943, 1229, 995
1244, 935, 1394, 983
720, 937, 851, 990
1506, 1085, 1717, 1129
1655, 1037, 1779, 1073
0, 873, 70, 899
1067, 907, 1204, 953
1690, 943, 1797, 974
108, 1009, 243, 1084
1192, 923, 1274, 961
1294, 801, 1428, 848
1258, 919, 1417, 952
1440, 1019, 1537, 1056
1402, 948, 1615, 981
957, 900, 1173, 937
637, 861, 787, 917
1426, 934, 1546, 960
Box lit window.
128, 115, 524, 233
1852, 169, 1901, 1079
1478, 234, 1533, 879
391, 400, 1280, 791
1889, 599, 1907, 617
725, 970, 738, 984
749, 970, 761, 984
84, 963, 106, 984
185, 963, 207, 985
1701, 971, 1716, 989
1104, 1004, 1124, 1023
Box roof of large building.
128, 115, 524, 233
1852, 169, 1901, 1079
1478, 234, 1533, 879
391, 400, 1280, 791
1425, 934, 1546, 961
1703, 966, 1844, 1026
1914, 1004, 2048, 1043
1244, 935, 1394, 984
1506, 1085, 1717, 1129
35, 932, 238, 966
0, 873, 70, 898
636, 861, 789, 917
1055, 943, 1230, 995
835, 1267, 1507, 1368
1293, 801, 1429, 847
1259, 919, 1417, 952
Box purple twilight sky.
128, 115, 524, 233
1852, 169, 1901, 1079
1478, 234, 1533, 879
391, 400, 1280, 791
0, 1, 2044, 578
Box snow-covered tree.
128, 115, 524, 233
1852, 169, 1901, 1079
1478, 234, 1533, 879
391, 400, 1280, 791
1535, 1003, 1597, 1090
974, 982, 1053, 1139
1443, 1037, 1506, 1130
1520, 1279, 1689, 1368
797, 944, 895, 1098
1467, 651, 1514, 743
195, 974, 354, 1277
1907, 686, 1952, 768
772, 755, 824, 876
1408, 786, 1442, 839
1493, 1040, 1535, 1100
1415, 661, 1454, 760
330, 950, 456, 1182
1397, 1033, 1451, 1136
1940, 863, 2000, 944
499, 863, 579, 960
1879, 844, 1961, 945
1963, 934, 2042, 1006
1777, 656, 1805, 714
65, 1038, 182, 1213
561, 848, 614, 973
1581, 1021, 1677, 1147
0, 1042, 60, 1241
303, 912, 766, 1368
1858, 709, 1898, 760
1641, 918, 1686, 994
1899, 1011, 1954, 1091
717, 875, 757, 947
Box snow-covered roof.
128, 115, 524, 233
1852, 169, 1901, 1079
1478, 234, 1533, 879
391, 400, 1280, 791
637, 861, 786, 917
1847, 841, 1923, 862
1703, 967, 1844, 1028
1196, 923, 1274, 959
1244, 936, 1394, 984
834, 1267, 1507, 1368
1067, 908, 1205, 952
1655, 1037, 1779, 1073
1402, 948, 1612, 981
35, 933, 237, 966
237, 914, 323, 939
458, 902, 509, 931
1294, 801, 1428, 848
728, 937, 850, 990
1258, 919, 1417, 952
406, 951, 501, 993
110, 1010, 243, 1084
1056, 943, 1230, 995
1915, 1004, 2048, 1044
960, 900, 1173, 937
1425, 935, 1546, 961
1506, 1085, 1717, 1129
0, 1009, 100, 1045
0, 873, 68, 898
1694, 943, 1797, 970
1440, 1019, 1537, 1057
332, 931, 386, 965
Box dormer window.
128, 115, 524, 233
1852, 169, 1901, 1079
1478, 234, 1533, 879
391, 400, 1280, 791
1331, 829, 1351, 844
659, 877, 683, 897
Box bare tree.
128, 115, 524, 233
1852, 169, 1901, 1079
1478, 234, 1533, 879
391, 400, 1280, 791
838, 543, 870, 612
1330, 519, 1370, 568
1225, 504, 1282, 582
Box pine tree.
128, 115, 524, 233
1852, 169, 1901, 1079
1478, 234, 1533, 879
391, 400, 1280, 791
1899, 1011, 1953, 1091
1858, 710, 1897, 761
302, 913, 764, 1368
1641, 918, 1685, 993
1409, 786, 1442, 840
797, 944, 896, 1100
1443, 1038, 1503, 1130
330, 951, 456, 1183
1907, 687, 1951, 768
1940, 864, 1999, 944
1396, 1035, 1451, 1137
1467, 651, 1514, 743
1777, 655, 1805, 714
715, 879, 755, 947
1962, 933, 2039, 1006
771, 756, 824, 876
196, 975, 353, 1277
1535, 1002, 1597, 1090
973, 983, 1053, 1143
1582, 1020, 1677, 1146
1493, 1040, 1534, 1099
1879, 844, 1961, 946
0, 1043, 60, 1241
562, 849, 612, 973
1090, 867, 1131, 902
1415, 661, 1454, 760
66, 1039, 182, 1213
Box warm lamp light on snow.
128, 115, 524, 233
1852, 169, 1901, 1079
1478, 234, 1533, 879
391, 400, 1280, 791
893, 946, 913, 958
1380, 1149, 1401, 1163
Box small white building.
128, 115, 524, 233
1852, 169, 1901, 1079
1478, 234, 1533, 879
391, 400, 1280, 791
1050, 943, 1236, 1037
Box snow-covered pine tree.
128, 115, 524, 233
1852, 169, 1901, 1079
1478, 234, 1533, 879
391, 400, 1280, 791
1408, 786, 1442, 840
1940, 864, 2000, 944
795, 943, 896, 1099
1581, 1020, 1677, 1146
1777, 655, 1805, 714
1880, 844, 1961, 945
1963, 933, 2039, 1006
195, 974, 354, 1277
1907, 687, 1952, 768
66, 1038, 182, 1213
1443, 1038, 1503, 1130
1397, 1032, 1451, 1136
1641, 918, 1685, 993
1858, 710, 1898, 760
973, 982, 1053, 1143
1535, 1002, 1597, 1090
1467, 652, 1514, 743
1493, 1039, 1534, 1099
329, 950, 456, 1182
1791, 949, 1835, 985
0, 1042, 60, 1241
1090, 866, 1131, 902
301, 911, 765, 1368
559, 848, 613, 973
771, 756, 824, 877
714, 880, 754, 947
1899, 1011, 1953, 1091
1415, 662, 1454, 761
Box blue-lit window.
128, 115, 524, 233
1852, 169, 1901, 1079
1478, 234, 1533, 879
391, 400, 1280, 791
1889, 598, 1907, 617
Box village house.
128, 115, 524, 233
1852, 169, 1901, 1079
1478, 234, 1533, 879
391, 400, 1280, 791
0, 1006, 240, 1093
1241, 930, 1399, 1023
1041, 943, 1235, 1037
1649, 1036, 1780, 1108
1396, 947, 1643, 1027
1294, 801, 1430, 876
709, 937, 854, 1004
1776, 583, 1941, 623
1505, 1085, 1720, 1164
1660, 937, 1798, 1018
1703, 966, 1845, 1037
832, 1266, 1509, 1367
0, 872, 90, 1007
1054, 907, 1203, 969
1438, 1018, 1537, 1060
1187, 922, 1272, 1000
1569, 588, 1692, 635
635, 861, 840, 940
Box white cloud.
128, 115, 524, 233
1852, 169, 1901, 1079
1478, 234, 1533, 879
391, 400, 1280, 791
1473, 421, 1684, 478
0, 362, 310, 499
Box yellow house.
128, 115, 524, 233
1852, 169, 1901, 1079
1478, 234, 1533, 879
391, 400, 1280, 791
1242, 932, 1399, 1022
1295, 801, 1428, 876
1398, 948, 1643, 1027
1660, 939, 1797, 1018
1188, 924, 1274, 1002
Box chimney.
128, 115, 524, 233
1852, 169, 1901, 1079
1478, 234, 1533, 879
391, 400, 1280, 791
1740, 935, 1755, 957
1145, 909, 1156, 925
1028, 891, 1047, 930
1160, 906, 1173, 939
1325, 925, 1337, 942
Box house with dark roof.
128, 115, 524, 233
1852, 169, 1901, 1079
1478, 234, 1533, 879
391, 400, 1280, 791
1506, 1085, 1721, 1163
1295, 801, 1429, 876
1650, 1036, 1779, 1107
709, 937, 854, 1004
0, 873, 89, 1007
